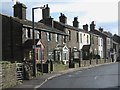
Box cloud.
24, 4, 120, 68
49, 1, 118, 22
26, 1, 119, 35
1, 0, 119, 35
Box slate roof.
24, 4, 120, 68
11, 16, 68, 36
89, 29, 110, 38
54, 21, 90, 34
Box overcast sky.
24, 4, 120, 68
0, 0, 119, 35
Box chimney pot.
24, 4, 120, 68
59, 13, 67, 24
99, 27, 103, 32
60, 13, 62, 16
46, 4, 48, 7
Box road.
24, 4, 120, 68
39, 62, 120, 89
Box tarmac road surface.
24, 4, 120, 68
39, 62, 120, 89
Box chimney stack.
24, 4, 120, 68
13, 2, 27, 19
73, 17, 79, 28
99, 27, 103, 32
42, 4, 50, 19
83, 24, 88, 31
59, 13, 67, 24
90, 21, 95, 31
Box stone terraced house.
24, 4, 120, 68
39, 5, 91, 61
2, 2, 120, 64
2, 2, 68, 65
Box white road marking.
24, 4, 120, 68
78, 71, 82, 73
68, 75, 72, 77
34, 79, 47, 90
34, 74, 61, 89
94, 76, 98, 80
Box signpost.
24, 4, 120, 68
32, 6, 45, 77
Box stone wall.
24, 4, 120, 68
1, 61, 18, 89
80, 59, 112, 67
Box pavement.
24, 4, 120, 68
3, 62, 114, 90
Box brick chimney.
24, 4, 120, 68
73, 17, 79, 28
59, 13, 67, 24
13, 2, 27, 19
83, 24, 88, 31
42, 4, 50, 19
90, 21, 95, 31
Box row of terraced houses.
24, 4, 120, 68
2, 2, 120, 65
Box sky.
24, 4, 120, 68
0, 0, 119, 35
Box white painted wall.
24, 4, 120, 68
79, 32, 90, 50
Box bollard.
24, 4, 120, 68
90, 59, 91, 65
79, 59, 81, 67
50, 59, 53, 72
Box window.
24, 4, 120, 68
36, 49, 38, 60
36, 31, 40, 39
80, 33, 82, 43
107, 38, 110, 45
101, 39, 103, 46
76, 32, 79, 42
68, 30, 71, 41
98, 50, 100, 55
57, 34, 59, 42
36, 31, 41, 39
96, 37, 98, 45
27, 28, 31, 38
39, 31, 41, 39
92, 36, 94, 44
30, 29, 33, 38
55, 34, 59, 42
64, 36, 67, 43
63, 53, 67, 60
46, 32, 52, 41
98, 38, 100, 46
25, 28, 28, 38
24, 28, 31, 38
87, 35, 89, 44
48, 33, 51, 41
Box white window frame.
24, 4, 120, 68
80, 33, 82, 43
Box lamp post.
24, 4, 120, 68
32, 6, 45, 77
